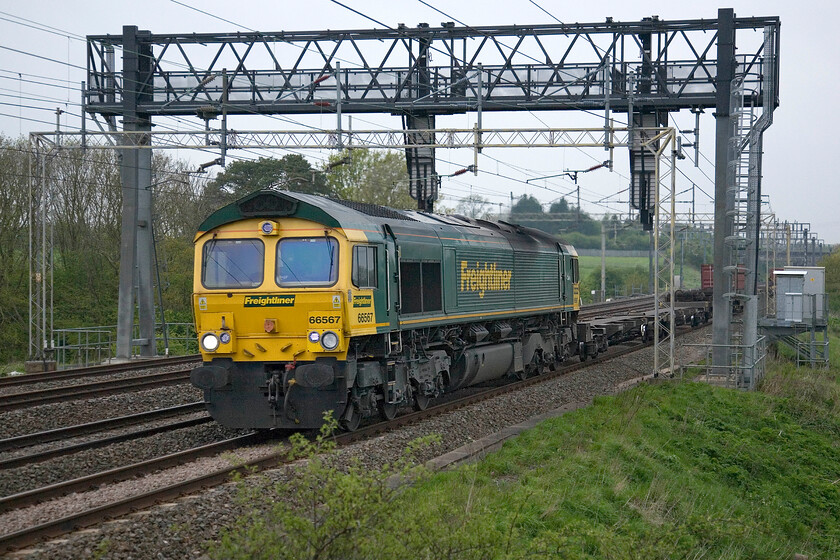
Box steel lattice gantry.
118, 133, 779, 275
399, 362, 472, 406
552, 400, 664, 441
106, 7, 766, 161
85, 16, 778, 116
72, 10, 779, 361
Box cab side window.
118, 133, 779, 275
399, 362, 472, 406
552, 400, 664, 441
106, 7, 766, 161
352, 245, 378, 289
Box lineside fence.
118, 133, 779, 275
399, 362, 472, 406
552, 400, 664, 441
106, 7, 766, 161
682, 335, 768, 390
51, 323, 197, 369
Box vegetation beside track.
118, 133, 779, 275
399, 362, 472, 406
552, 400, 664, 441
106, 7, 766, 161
210, 326, 840, 559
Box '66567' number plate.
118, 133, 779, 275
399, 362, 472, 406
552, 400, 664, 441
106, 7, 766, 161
308, 312, 341, 326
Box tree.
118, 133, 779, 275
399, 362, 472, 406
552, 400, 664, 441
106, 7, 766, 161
454, 194, 493, 219
324, 149, 415, 209
0, 136, 32, 363
511, 194, 543, 215
208, 155, 331, 205
549, 197, 570, 214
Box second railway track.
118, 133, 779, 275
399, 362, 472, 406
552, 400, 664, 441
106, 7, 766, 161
0, 369, 191, 413
0, 355, 199, 389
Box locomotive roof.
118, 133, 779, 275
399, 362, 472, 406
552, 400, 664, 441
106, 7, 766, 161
196, 189, 576, 254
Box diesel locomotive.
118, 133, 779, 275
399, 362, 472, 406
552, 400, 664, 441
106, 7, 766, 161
190, 189, 599, 430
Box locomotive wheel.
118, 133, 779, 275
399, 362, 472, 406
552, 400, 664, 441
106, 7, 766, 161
413, 392, 430, 411
340, 402, 361, 432
378, 400, 398, 420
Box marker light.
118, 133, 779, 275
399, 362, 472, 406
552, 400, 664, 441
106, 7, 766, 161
201, 332, 220, 352
320, 331, 339, 350
259, 221, 279, 235
219, 332, 231, 344
308, 331, 321, 343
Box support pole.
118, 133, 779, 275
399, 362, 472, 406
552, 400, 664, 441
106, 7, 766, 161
335, 62, 343, 150
712, 8, 736, 370
116, 26, 155, 359
786, 223, 791, 265
601, 222, 606, 302
648, 231, 654, 294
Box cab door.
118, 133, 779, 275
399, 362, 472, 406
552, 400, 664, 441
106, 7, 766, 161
383, 225, 400, 330
558, 244, 567, 303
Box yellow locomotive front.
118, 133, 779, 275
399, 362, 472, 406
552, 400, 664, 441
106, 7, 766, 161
190, 215, 370, 428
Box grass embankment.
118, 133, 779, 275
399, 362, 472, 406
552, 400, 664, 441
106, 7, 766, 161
405, 375, 840, 558
395, 321, 840, 559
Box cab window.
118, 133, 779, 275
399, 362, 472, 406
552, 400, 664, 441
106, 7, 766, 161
352, 246, 378, 288
277, 237, 339, 287
202, 239, 264, 289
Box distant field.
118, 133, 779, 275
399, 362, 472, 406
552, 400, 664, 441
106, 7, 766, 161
578, 255, 701, 291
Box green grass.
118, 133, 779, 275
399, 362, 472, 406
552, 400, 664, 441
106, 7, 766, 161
390, 330, 840, 559
0, 362, 25, 377
400, 383, 839, 558
578, 255, 701, 295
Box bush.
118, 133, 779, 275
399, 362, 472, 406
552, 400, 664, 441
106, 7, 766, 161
211, 415, 456, 560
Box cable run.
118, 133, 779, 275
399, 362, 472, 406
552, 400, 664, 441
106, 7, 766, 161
0, 45, 86, 71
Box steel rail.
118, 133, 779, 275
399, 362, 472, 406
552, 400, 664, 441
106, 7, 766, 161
0, 432, 270, 514
0, 417, 211, 470
0, 355, 199, 389
0, 403, 205, 452
0, 370, 191, 413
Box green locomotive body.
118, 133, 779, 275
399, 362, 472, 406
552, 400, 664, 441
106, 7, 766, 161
190, 190, 589, 430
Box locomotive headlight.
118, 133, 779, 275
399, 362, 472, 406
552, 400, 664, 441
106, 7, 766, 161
201, 332, 220, 352
219, 332, 231, 345
320, 331, 339, 351
308, 331, 321, 343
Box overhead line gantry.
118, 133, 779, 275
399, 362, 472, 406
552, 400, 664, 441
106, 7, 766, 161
28, 10, 780, 377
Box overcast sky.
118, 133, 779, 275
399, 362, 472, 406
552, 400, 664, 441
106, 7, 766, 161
1, 0, 837, 243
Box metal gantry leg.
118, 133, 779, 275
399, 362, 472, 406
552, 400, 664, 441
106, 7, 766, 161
27, 134, 56, 370
116, 26, 156, 359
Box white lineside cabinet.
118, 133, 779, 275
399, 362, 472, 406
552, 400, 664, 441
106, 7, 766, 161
774, 267, 825, 323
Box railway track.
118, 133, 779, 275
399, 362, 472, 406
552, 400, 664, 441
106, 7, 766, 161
0, 369, 191, 413
0, 430, 271, 516
0, 402, 206, 452
0, 330, 672, 552
0, 355, 199, 389
0, 415, 211, 470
